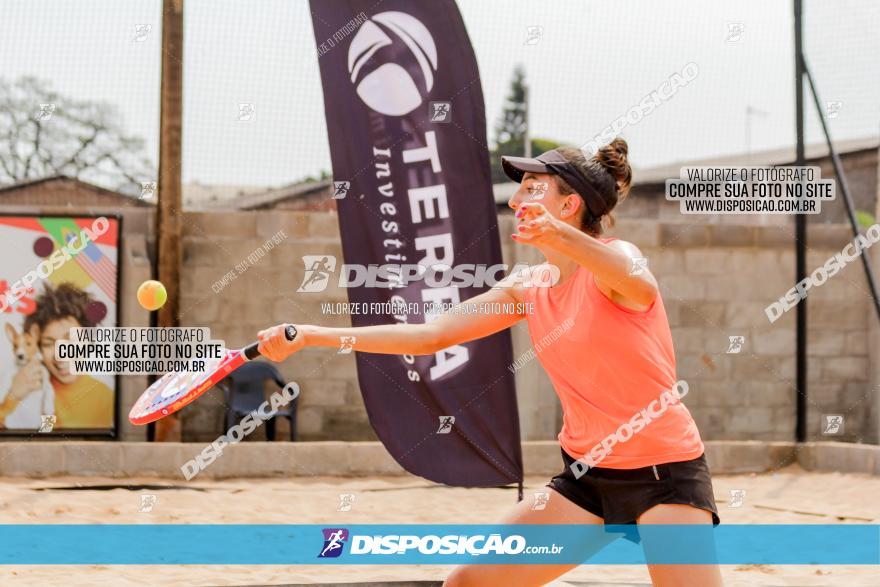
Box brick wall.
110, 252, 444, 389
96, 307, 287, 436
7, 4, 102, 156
603, 220, 873, 443
170, 210, 874, 444
173, 210, 370, 442
4, 169, 876, 446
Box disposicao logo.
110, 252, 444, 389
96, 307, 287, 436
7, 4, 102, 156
318, 528, 349, 558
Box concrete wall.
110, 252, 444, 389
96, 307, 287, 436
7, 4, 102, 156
1, 198, 874, 445
175, 210, 374, 442
173, 210, 874, 445
604, 219, 873, 443
3, 440, 878, 479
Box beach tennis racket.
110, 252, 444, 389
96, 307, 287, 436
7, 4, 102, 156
128, 325, 297, 425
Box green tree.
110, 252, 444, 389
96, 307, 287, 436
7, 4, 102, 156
0, 76, 155, 196
489, 66, 527, 184
488, 67, 561, 183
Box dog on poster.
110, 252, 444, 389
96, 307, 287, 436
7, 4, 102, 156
1, 322, 54, 429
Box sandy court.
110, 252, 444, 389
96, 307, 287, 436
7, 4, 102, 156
0, 465, 877, 586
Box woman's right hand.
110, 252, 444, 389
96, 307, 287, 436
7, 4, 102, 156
257, 324, 306, 362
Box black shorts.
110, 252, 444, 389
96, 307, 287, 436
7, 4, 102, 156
548, 449, 720, 541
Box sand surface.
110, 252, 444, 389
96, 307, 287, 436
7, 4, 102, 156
0, 465, 877, 586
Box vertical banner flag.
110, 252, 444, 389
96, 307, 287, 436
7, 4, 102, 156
310, 0, 523, 487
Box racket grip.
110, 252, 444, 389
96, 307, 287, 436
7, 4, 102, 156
244, 324, 298, 361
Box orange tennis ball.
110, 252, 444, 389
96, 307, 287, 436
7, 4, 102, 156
137, 280, 167, 311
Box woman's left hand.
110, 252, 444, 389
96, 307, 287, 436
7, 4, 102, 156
511, 203, 564, 247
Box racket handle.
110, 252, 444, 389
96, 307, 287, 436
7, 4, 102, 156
244, 324, 298, 361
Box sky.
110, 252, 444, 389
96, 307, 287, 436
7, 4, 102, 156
2, 0, 878, 189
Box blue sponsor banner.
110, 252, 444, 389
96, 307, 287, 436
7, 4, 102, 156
0, 525, 876, 565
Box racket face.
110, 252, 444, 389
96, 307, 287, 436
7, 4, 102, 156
128, 348, 246, 425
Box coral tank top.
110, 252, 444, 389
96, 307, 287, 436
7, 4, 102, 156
522, 241, 704, 469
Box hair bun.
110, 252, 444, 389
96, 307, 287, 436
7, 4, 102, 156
595, 138, 632, 199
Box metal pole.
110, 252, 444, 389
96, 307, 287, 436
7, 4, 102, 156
803, 62, 880, 321
794, 0, 807, 443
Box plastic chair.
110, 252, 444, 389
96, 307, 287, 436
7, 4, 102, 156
221, 361, 298, 441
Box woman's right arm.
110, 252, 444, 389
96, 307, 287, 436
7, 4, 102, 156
257, 270, 530, 361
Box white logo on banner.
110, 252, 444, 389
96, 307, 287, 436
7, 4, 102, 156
347, 11, 438, 116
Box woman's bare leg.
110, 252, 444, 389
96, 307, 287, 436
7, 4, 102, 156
637, 504, 723, 587
443, 487, 611, 587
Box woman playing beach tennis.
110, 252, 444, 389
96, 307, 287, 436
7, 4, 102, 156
258, 138, 722, 586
